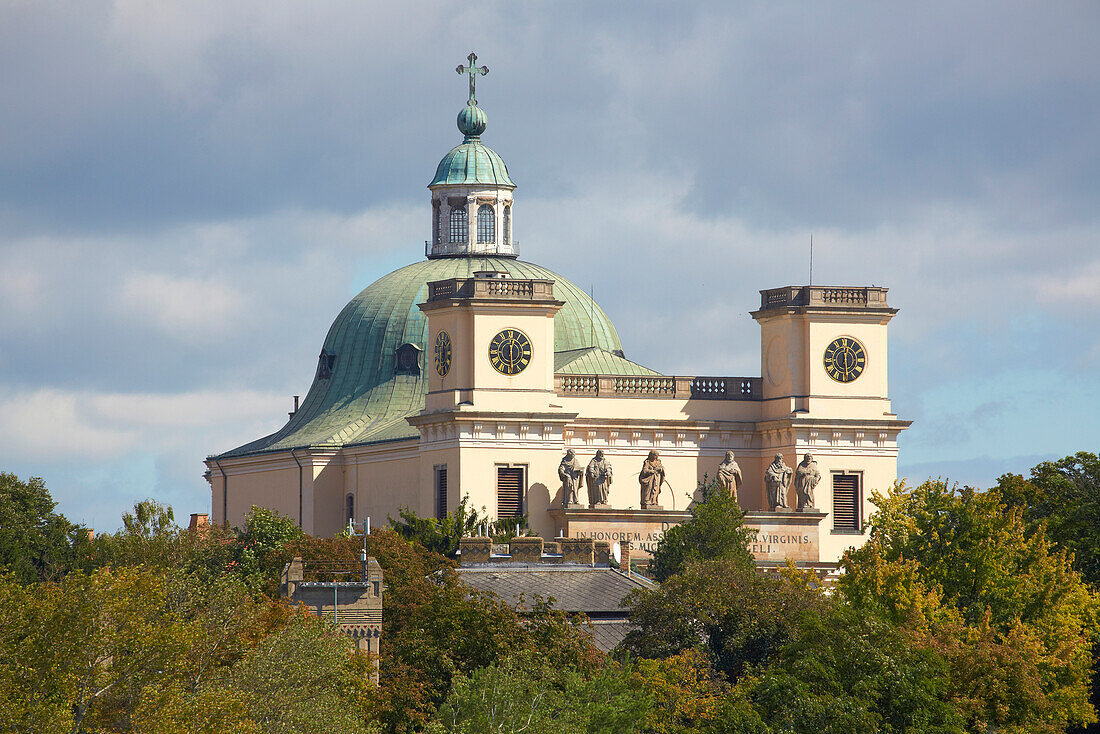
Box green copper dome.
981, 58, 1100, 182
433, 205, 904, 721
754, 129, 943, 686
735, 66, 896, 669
219, 257, 623, 457
430, 140, 515, 188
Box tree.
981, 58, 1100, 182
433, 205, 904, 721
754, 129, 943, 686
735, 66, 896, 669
994, 452, 1100, 734
437, 653, 652, 734
748, 604, 964, 734
840, 479, 1100, 733
995, 452, 1100, 586
0, 472, 86, 583
389, 496, 486, 558
622, 558, 828, 683
648, 479, 756, 583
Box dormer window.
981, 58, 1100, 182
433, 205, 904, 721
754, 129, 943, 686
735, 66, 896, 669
317, 349, 337, 379
449, 206, 468, 243
477, 204, 495, 244
394, 343, 422, 375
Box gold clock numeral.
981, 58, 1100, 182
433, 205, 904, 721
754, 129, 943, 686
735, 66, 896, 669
823, 337, 865, 383
488, 328, 532, 375
434, 331, 452, 377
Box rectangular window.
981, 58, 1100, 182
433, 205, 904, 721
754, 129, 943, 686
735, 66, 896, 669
496, 466, 525, 519
435, 465, 448, 520
832, 472, 862, 532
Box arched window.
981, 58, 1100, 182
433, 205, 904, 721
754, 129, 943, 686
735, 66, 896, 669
432, 202, 441, 244
449, 206, 468, 243
477, 204, 495, 244
503, 206, 511, 245
345, 493, 355, 523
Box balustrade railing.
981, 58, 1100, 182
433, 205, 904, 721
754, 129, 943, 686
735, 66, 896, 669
758, 285, 889, 310
554, 374, 761, 400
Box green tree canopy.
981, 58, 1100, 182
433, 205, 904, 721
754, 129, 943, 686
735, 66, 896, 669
648, 479, 755, 583
0, 472, 87, 583
840, 479, 1100, 733
622, 558, 828, 683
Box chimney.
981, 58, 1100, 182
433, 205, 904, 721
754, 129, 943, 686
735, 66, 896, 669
459, 536, 492, 564
620, 541, 631, 576
85, 529, 95, 541
559, 537, 595, 565
594, 541, 611, 566
289, 395, 300, 420
508, 536, 543, 563
188, 513, 210, 533
281, 556, 304, 597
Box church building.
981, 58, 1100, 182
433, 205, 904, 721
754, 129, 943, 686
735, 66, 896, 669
206, 56, 909, 565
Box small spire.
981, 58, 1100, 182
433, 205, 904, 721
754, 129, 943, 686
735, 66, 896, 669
456, 52, 489, 106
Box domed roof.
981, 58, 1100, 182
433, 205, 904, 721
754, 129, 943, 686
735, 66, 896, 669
219, 257, 624, 457
430, 140, 515, 188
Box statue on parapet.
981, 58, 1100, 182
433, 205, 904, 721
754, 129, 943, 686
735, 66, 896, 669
764, 454, 792, 511
586, 450, 613, 507
716, 450, 743, 500
559, 449, 584, 508
795, 453, 821, 511
639, 450, 666, 509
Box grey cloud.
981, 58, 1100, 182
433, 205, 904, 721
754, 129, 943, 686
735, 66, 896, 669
0, 1, 1098, 527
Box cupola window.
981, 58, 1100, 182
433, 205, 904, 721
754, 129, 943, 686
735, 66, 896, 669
432, 202, 441, 245
477, 204, 495, 244
503, 205, 511, 245
449, 206, 468, 243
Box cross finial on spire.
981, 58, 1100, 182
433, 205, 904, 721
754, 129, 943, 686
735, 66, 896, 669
456, 52, 489, 106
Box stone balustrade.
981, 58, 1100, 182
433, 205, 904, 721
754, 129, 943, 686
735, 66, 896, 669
555, 373, 762, 400
427, 275, 553, 302
758, 285, 890, 310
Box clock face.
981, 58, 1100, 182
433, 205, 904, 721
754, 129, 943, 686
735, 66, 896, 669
488, 328, 532, 375
434, 331, 452, 377
823, 337, 866, 383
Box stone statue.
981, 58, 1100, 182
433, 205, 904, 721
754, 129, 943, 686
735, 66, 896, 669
716, 450, 743, 499
764, 454, 792, 511
586, 450, 613, 507
795, 453, 821, 511
639, 450, 666, 509
558, 449, 583, 507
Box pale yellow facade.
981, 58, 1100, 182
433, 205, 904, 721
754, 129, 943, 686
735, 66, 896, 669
205, 85, 910, 564
206, 278, 908, 564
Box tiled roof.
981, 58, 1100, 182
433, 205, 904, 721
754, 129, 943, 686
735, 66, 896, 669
585, 621, 635, 653
554, 347, 661, 376
455, 564, 653, 614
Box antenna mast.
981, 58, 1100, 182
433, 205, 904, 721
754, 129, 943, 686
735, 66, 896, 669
809, 233, 814, 286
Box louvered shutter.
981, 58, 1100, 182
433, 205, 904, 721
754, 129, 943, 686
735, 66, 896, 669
832, 474, 861, 531
496, 467, 524, 518
435, 467, 448, 520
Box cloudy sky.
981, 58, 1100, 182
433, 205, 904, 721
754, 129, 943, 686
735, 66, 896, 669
1, 1, 1097, 530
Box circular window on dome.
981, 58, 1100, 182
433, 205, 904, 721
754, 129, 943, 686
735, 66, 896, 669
434, 331, 452, 377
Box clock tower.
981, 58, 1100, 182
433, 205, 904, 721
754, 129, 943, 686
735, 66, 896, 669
751, 286, 898, 421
